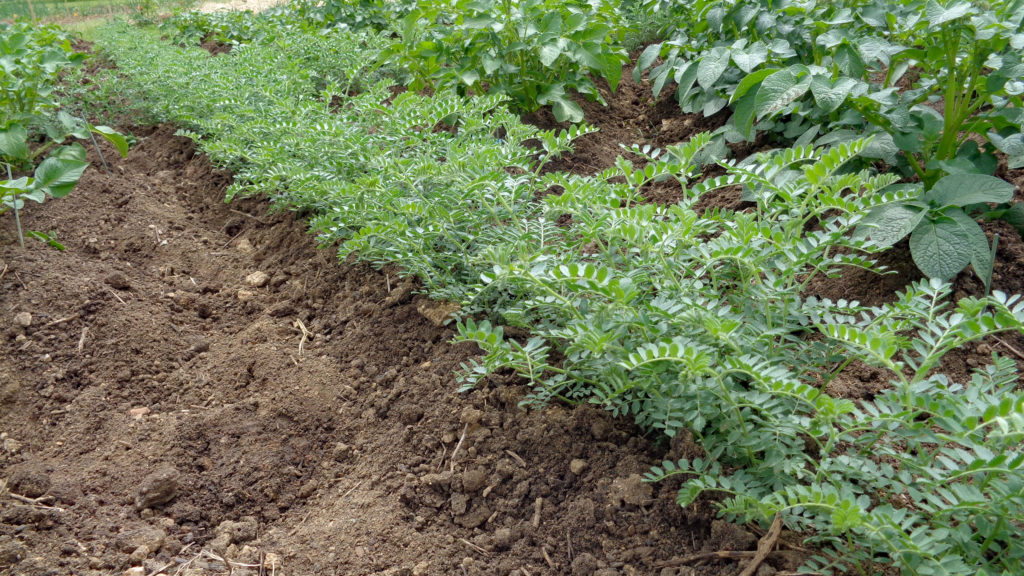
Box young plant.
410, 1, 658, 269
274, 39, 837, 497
1, 23, 128, 246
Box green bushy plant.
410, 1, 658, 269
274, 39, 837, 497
635, 0, 1024, 186
97, 19, 1024, 574
273, 0, 419, 31
380, 0, 630, 122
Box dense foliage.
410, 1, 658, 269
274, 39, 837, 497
95, 11, 1024, 573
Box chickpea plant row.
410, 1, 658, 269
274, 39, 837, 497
95, 15, 1024, 575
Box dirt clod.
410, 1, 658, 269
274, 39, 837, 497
416, 298, 460, 326
6, 462, 50, 498
0, 537, 27, 566
572, 552, 600, 575
134, 466, 180, 510
608, 474, 653, 507
104, 272, 131, 290
710, 519, 757, 551
115, 525, 166, 554
12, 312, 31, 328
246, 270, 270, 287
462, 467, 488, 493
570, 458, 589, 475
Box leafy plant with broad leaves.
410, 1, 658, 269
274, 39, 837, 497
380, 0, 630, 122
635, 0, 1024, 187
856, 173, 1013, 284
273, 0, 420, 32
1, 22, 128, 246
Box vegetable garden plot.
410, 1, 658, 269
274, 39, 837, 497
1, 125, 731, 576
4, 0, 1024, 573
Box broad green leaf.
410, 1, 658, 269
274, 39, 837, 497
463, 15, 496, 29
696, 47, 730, 90
636, 43, 660, 74
971, 223, 996, 293
988, 132, 1024, 169
651, 64, 672, 98
909, 213, 976, 280
55, 143, 87, 162
755, 67, 811, 119
0, 124, 30, 162
675, 60, 700, 101
926, 174, 1014, 208
731, 89, 758, 140
834, 43, 865, 77
32, 157, 88, 199
91, 126, 130, 158
731, 68, 777, 103
810, 75, 857, 113
995, 203, 1024, 236
856, 204, 926, 247
599, 53, 623, 93
538, 43, 561, 67
926, 0, 975, 26
459, 68, 481, 86
551, 97, 584, 123
731, 42, 768, 74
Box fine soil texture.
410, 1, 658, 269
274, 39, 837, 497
0, 126, 802, 576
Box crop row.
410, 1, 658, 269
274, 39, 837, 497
87, 6, 1024, 575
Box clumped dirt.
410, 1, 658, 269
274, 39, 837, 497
0, 127, 808, 576
523, 73, 729, 178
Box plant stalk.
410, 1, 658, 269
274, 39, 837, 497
6, 163, 25, 248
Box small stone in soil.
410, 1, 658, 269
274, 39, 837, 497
570, 459, 588, 475
129, 407, 150, 420
245, 270, 270, 288
129, 545, 150, 563
13, 312, 31, 328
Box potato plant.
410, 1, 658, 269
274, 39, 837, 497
380, 0, 629, 122
635, 0, 1024, 281
1, 22, 127, 247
